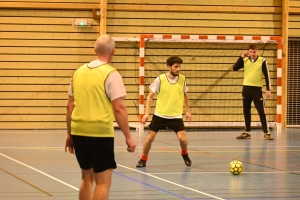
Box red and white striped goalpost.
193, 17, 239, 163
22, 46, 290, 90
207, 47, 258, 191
138, 34, 282, 135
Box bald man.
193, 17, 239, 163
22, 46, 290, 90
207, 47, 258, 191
65, 35, 136, 200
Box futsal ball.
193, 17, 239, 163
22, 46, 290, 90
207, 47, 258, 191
229, 160, 243, 175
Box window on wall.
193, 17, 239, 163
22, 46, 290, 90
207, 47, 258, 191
287, 39, 300, 126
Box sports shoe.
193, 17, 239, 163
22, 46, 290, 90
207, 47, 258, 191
182, 154, 192, 167
264, 133, 273, 140
136, 159, 146, 168
236, 132, 251, 139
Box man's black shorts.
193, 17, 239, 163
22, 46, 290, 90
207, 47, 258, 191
149, 114, 185, 133
72, 135, 116, 173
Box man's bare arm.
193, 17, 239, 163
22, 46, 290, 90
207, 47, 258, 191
142, 90, 156, 124
184, 93, 192, 122
111, 97, 136, 152
66, 96, 74, 135
65, 96, 74, 154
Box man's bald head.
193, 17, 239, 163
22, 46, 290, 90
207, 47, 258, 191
94, 35, 115, 58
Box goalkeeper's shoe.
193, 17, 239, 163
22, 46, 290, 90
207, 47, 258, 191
236, 132, 251, 139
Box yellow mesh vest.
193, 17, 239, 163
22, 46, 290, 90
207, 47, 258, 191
155, 74, 185, 117
243, 57, 264, 87
71, 63, 115, 137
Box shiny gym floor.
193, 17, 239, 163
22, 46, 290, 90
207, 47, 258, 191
0, 128, 300, 200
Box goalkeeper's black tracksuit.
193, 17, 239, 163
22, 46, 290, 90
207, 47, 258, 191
233, 56, 271, 134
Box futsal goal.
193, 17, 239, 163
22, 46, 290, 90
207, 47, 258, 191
114, 35, 282, 134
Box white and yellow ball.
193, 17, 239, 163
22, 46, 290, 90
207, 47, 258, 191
229, 160, 243, 175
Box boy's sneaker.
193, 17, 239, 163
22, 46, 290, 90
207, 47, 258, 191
236, 132, 251, 139
182, 154, 192, 167
136, 159, 146, 168
264, 133, 274, 140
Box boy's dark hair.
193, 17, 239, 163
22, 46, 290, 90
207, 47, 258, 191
248, 44, 258, 50
166, 56, 183, 66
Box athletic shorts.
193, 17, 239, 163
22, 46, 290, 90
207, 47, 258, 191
72, 135, 116, 173
148, 114, 185, 133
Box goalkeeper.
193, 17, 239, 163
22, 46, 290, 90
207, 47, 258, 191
233, 44, 273, 140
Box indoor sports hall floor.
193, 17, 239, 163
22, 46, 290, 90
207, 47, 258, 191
0, 128, 300, 200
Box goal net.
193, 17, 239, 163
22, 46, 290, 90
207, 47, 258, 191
137, 35, 282, 134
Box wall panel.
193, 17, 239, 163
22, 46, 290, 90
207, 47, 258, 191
289, 1, 300, 37
105, 1, 281, 129
0, 7, 99, 129
107, 1, 282, 37
0, 0, 285, 129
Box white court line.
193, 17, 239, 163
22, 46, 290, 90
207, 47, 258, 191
150, 171, 300, 175
2, 148, 299, 153
0, 147, 63, 149
186, 146, 300, 148
117, 164, 225, 200
1, 145, 300, 149
121, 146, 300, 148
0, 153, 79, 191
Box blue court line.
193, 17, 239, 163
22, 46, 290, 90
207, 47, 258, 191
113, 171, 190, 200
